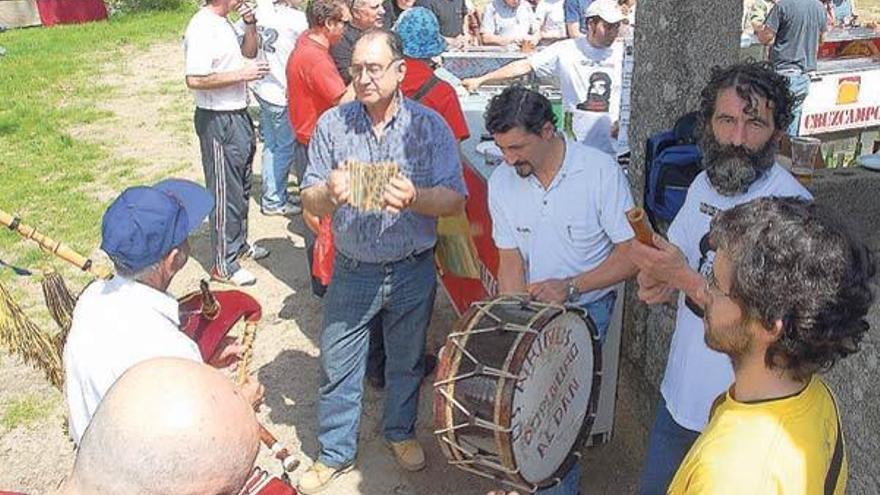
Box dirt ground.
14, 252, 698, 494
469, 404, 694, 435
0, 39, 647, 494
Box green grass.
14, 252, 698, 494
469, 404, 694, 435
1, 393, 55, 431
0, 6, 197, 285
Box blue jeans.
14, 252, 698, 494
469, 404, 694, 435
638, 397, 701, 495
316, 249, 437, 467
780, 71, 811, 137
256, 94, 295, 210
578, 290, 616, 344
535, 291, 617, 495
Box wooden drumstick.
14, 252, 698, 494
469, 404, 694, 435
626, 207, 656, 248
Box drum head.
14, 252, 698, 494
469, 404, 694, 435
433, 297, 601, 491
510, 310, 596, 484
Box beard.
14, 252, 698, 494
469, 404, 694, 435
700, 130, 777, 197
512, 161, 534, 178
704, 312, 752, 370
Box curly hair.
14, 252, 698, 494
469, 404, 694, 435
306, 0, 348, 28
699, 61, 797, 135
710, 197, 876, 380
484, 85, 557, 136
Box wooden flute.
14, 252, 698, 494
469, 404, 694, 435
626, 207, 656, 248
237, 322, 299, 473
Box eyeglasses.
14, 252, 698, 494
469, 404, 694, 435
705, 269, 732, 299
348, 59, 401, 81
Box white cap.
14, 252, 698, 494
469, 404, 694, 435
585, 0, 626, 23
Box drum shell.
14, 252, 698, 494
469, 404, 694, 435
433, 297, 602, 492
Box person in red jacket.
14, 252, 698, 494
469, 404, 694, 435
286, 0, 354, 296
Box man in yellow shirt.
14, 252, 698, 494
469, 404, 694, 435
668, 197, 874, 494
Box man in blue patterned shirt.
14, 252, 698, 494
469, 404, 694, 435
298, 28, 467, 494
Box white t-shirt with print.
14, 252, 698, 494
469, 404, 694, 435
488, 139, 635, 304
662, 164, 811, 432
534, 0, 565, 38
184, 8, 249, 111
481, 0, 535, 39
529, 37, 624, 155
236, 0, 307, 107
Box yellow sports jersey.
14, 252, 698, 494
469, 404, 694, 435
668, 376, 847, 495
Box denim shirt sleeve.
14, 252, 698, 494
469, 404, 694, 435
428, 115, 468, 197
303, 111, 335, 190
563, 0, 580, 23
764, 2, 781, 32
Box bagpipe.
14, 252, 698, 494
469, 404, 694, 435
178, 280, 299, 474
0, 208, 299, 483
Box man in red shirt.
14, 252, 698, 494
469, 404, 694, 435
286, 0, 353, 295
287, 0, 353, 160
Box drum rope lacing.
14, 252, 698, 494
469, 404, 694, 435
433, 297, 578, 494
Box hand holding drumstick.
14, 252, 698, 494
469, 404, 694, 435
527, 279, 569, 305
626, 207, 706, 307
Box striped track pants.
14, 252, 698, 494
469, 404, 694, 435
194, 107, 256, 277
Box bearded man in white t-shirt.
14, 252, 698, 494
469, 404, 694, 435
629, 61, 812, 495
463, 0, 625, 156
184, 0, 270, 287
484, 85, 638, 495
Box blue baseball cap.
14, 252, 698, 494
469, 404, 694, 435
394, 7, 447, 59
101, 179, 214, 272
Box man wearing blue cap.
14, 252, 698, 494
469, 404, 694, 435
63, 179, 263, 445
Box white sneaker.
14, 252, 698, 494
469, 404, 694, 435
211, 267, 256, 287
238, 244, 270, 261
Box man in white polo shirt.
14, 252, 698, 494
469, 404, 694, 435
485, 86, 637, 495
185, 0, 270, 286
463, 0, 625, 156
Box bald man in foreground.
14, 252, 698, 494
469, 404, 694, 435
58, 358, 260, 495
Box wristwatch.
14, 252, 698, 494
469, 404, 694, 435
566, 277, 578, 303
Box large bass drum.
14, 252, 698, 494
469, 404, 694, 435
433, 296, 602, 493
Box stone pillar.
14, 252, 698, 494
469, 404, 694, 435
809, 169, 880, 495
624, 0, 743, 396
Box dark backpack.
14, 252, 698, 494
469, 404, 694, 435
644, 112, 703, 224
